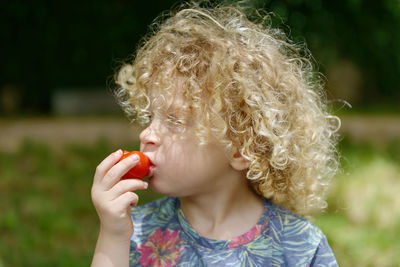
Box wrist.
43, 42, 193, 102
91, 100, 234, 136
98, 226, 133, 244
91, 229, 131, 267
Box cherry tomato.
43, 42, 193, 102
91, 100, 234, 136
117, 150, 150, 180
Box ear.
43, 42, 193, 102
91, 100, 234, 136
229, 149, 250, 171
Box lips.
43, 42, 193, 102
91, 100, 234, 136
143, 153, 156, 177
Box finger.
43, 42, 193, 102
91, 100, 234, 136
108, 179, 148, 201
101, 154, 140, 190
113, 191, 139, 212
94, 149, 123, 183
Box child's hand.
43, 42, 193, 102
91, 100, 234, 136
91, 149, 148, 240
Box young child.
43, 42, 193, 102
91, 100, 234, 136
91, 2, 340, 266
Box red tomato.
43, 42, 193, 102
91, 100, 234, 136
117, 150, 150, 180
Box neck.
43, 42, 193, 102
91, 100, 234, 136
179, 172, 264, 240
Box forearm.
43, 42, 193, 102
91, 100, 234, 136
91, 230, 131, 267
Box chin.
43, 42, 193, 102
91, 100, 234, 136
148, 177, 183, 198
149, 177, 171, 195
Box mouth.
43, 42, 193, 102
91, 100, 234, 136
149, 161, 155, 169
145, 154, 156, 177
147, 162, 156, 178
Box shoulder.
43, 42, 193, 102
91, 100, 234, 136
266, 200, 324, 241
264, 200, 337, 266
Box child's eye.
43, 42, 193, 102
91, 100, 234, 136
167, 114, 185, 125
144, 113, 154, 125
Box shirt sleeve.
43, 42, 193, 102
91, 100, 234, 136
309, 235, 338, 267
278, 209, 338, 267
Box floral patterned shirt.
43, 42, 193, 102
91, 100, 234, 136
129, 197, 337, 267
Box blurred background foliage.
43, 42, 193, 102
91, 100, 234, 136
1, 0, 400, 266
1, 0, 399, 114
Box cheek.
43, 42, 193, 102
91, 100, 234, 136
163, 143, 199, 172
156, 132, 229, 178
155, 138, 201, 177
171, 143, 228, 178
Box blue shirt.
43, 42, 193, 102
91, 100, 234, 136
129, 197, 337, 266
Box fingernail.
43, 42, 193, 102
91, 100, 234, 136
129, 154, 140, 162
143, 182, 148, 189
114, 149, 122, 157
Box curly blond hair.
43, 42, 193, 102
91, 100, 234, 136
114, 2, 341, 216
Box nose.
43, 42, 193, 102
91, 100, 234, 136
139, 120, 161, 146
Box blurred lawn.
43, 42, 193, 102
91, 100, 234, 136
1, 137, 400, 266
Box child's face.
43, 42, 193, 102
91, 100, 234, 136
139, 89, 234, 197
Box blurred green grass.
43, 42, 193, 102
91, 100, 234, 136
1, 137, 400, 266
315, 138, 400, 267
